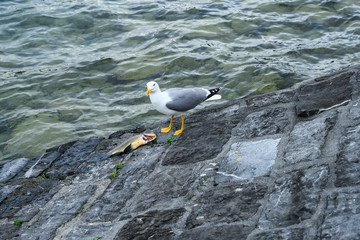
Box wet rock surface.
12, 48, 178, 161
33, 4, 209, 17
1, 65, 360, 239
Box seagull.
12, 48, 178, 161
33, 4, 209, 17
146, 81, 221, 136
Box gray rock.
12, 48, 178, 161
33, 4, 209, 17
237, 108, 290, 138
249, 227, 311, 240
114, 208, 186, 240
72, 151, 118, 183
0, 185, 20, 203
186, 181, 267, 228
0, 158, 29, 182
349, 98, 360, 124
47, 136, 103, 180
20, 184, 97, 240
283, 111, 336, 164
349, 65, 360, 98
258, 166, 329, 229
66, 223, 114, 240
176, 223, 254, 240
11, 180, 62, 222
317, 187, 360, 239
295, 68, 353, 117
246, 89, 295, 108
335, 125, 360, 187
23, 151, 60, 178
83, 146, 164, 222
0, 221, 21, 240
217, 138, 280, 182
0, 179, 61, 220
10, 140, 76, 180
129, 163, 199, 213
162, 134, 224, 165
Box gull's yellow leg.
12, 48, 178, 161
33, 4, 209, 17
161, 115, 174, 133
173, 115, 185, 136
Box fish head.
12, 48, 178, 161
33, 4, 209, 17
142, 133, 157, 143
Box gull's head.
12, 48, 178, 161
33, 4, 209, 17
146, 81, 160, 96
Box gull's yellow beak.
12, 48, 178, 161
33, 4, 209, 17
146, 88, 152, 96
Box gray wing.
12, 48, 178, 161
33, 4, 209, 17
165, 88, 208, 112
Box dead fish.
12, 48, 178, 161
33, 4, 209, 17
108, 133, 156, 156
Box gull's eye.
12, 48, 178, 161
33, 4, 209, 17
153, 83, 155, 86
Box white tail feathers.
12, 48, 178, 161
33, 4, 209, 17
205, 94, 222, 101
205, 88, 221, 101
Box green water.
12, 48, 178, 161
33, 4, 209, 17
1, 0, 359, 164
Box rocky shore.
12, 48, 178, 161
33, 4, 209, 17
1, 65, 360, 239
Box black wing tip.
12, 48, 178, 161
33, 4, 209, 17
206, 88, 220, 100
210, 88, 220, 93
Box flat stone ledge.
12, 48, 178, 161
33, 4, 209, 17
295, 67, 355, 117
216, 138, 280, 182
